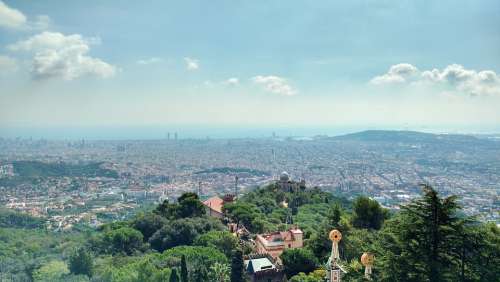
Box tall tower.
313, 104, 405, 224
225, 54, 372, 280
198, 181, 202, 198
174, 132, 178, 141
234, 176, 239, 197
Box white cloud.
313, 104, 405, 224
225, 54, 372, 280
0, 55, 18, 74
371, 63, 500, 96
370, 63, 419, 85
252, 75, 297, 96
0, 0, 26, 29
8, 31, 116, 80
137, 57, 162, 65
184, 57, 199, 70
0, 1, 50, 30
223, 77, 239, 86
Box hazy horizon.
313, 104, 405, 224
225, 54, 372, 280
1, 124, 500, 140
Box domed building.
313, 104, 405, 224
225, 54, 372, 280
280, 171, 290, 182
277, 171, 306, 192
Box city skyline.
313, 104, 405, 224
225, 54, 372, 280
1, 0, 500, 133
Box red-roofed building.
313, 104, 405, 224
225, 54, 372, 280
203, 196, 224, 218
255, 227, 303, 259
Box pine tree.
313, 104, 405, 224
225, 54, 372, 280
230, 249, 244, 282
377, 185, 464, 281
180, 255, 188, 282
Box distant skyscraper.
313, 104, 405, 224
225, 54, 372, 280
167, 132, 170, 140
174, 132, 178, 141
272, 132, 276, 138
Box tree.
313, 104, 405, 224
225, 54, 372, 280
100, 227, 146, 255
169, 268, 179, 282
132, 212, 168, 241
32, 260, 69, 282
180, 255, 188, 282
289, 269, 325, 282
155, 192, 206, 219
351, 196, 386, 230
194, 231, 238, 258
326, 204, 342, 227
68, 248, 93, 277
377, 185, 464, 282
177, 192, 206, 218
281, 248, 318, 278
209, 262, 230, 282
149, 217, 224, 252
230, 249, 244, 282
161, 246, 228, 282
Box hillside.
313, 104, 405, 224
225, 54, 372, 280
11, 161, 119, 178
332, 130, 482, 144
1, 184, 498, 281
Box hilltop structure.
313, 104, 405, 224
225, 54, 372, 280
277, 171, 306, 192
255, 226, 303, 259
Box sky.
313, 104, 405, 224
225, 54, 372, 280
1, 0, 500, 138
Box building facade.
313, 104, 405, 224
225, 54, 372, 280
255, 227, 303, 259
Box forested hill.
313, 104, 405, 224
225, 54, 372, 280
11, 160, 119, 178
332, 130, 485, 144
1, 183, 499, 281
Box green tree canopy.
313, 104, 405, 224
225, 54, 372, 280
149, 217, 224, 252
351, 196, 387, 230
68, 248, 94, 277
194, 230, 238, 258
281, 248, 318, 278
99, 227, 147, 255
230, 249, 244, 282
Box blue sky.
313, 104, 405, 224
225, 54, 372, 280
1, 0, 500, 137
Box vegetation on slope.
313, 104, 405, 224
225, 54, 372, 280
0, 184, 498, 281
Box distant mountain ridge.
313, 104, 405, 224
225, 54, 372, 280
332, 130, 480, 143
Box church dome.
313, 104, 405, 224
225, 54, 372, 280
280, 171, 290, 181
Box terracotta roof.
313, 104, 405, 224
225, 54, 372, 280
203, 196, 224, 214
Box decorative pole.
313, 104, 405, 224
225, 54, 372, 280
360, 252, 374, 280
328, 229, 342, 282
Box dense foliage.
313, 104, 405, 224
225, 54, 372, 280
1, 183, 498, 282
12, 160, 118, 178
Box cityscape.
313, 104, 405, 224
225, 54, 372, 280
1, 130, 499, 231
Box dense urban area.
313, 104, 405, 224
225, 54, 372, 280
1, 130, 498, 230
0, 130, 499, 281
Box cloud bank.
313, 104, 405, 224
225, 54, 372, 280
371, 63, 500, 96
9, 31, 116, 80
252, 75, 297, 96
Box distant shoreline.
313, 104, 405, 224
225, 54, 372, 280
1, 126, 499, 141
